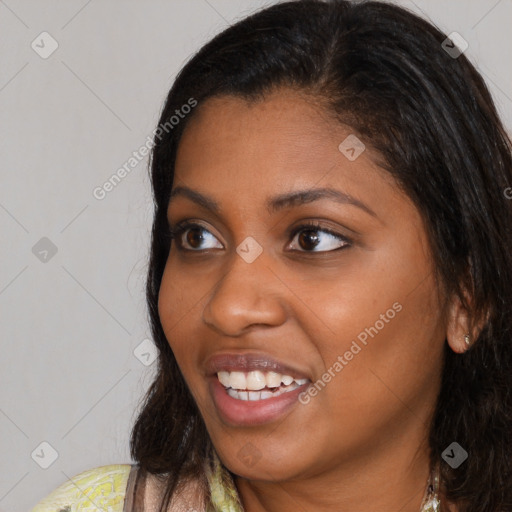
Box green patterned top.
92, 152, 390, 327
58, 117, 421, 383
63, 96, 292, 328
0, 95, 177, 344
31, 451, 438, 511
205, 452, 244, 512
31, 451, 243, 512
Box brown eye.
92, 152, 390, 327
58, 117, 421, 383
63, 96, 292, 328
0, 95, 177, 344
298, 229, 321, 251
169, 223, 223, 251
289, 223, 351, 252
185, 227, 206, 249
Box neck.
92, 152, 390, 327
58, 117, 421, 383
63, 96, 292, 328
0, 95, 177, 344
235, 433, 433, 512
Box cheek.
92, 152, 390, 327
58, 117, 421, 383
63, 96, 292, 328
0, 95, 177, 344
157, 265, 176, 336
324, 287, 442, 437
158, 253, 216, 317
157, 263, 195, 364
299, 232, 443, 405
158, 259, 199, 333
288, 252, 400, 357
157, 261, 212, 396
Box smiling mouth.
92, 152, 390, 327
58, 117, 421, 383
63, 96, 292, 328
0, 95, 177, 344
217, 370, 310, 401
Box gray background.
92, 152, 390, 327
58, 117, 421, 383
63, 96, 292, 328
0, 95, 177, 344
1, 1, 511, 511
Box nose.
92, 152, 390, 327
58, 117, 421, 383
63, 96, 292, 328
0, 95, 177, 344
202, 249, 288, 336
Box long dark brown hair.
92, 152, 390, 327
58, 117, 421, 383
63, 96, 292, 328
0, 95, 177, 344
130, 1, 512, 510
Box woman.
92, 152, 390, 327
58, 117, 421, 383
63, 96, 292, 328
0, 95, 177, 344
32, 0, 512, 511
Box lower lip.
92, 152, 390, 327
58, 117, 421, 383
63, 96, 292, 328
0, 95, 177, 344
209, 376, 309, 426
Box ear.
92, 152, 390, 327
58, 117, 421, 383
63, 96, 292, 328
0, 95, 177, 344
445, 285, 488, 354
445, 292, 471, 354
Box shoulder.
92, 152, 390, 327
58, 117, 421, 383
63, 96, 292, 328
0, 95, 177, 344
31, 464, 134, 512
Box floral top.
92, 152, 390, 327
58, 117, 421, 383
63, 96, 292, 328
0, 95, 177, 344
31, 452, 243, 512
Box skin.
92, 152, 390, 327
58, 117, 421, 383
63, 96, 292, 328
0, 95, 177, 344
157, 88, 472, 512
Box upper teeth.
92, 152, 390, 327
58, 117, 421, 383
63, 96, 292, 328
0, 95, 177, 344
217, 370, 308, 390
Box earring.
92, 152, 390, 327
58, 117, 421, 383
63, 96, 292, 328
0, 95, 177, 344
463, 333, 471, 346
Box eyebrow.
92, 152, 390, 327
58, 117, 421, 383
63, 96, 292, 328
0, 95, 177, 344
168, 185, 377, 218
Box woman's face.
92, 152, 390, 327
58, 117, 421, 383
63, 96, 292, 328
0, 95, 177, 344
158, 88, 448, 483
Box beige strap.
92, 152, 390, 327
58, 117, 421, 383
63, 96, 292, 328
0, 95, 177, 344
123, 464, 146, 512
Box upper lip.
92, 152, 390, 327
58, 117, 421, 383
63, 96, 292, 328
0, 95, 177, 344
205, 352, 311, 380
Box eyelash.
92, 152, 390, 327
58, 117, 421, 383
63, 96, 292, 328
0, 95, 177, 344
167, 220, 352, 253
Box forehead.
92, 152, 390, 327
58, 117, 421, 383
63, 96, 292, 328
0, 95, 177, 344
172, 88, 405, 218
